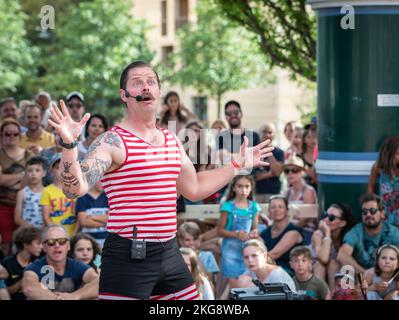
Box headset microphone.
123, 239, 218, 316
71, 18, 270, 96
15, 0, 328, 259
124, 89, 143, 102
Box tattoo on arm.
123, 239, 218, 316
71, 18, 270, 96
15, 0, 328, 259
61, 161, 81, 199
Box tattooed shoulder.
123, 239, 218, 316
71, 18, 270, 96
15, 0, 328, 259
102, 132, 122, 149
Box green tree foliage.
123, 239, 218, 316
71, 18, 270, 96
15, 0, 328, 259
214, 0, 316, 82
0, 0, 37, 95
164, 0, 274, 118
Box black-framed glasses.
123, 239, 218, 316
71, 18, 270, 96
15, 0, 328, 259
361, 207, 379, 216
44, 237, 69, 246
322, 212, 341, 222
225, 110, 241, 117
284, 168, 300, 174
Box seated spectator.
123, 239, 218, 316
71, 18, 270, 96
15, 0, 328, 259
21, 225, 99, 300
76, 182, 109, 248
180, 247, 215, 300
177, 221, 219, 277
2, 226, 42, 300
70, 233, 101, 274
237, 239, 296, 292
14, 157, 46, 228
332, 271, 359, 300
311, 203, 355, 293
289, 246, 331, 300
361, 244, 399, 300
41, 155, 78, 237
77, 114, 108, 156
19, 104, 55, 155
337, 193, 399, 273
260, 195, 303, 275
283, 154, 317, 234
254, 123, 284, 203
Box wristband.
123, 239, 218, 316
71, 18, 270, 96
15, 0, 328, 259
59, 137, 78, 149
231, 159, 242, 169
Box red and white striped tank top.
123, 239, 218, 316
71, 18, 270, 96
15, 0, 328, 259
100, 126, 181, 242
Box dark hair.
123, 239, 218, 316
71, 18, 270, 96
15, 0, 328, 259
119, 61, 160, 90
160, 91, 189, 124
359, 193, 384, 211
268, 194, 289, 210
329, 202, 356, 244
0, 97, 16, 110
69, 233, 101, 273
289, 245, 312, 261
84, 113, 109, 139
225, 175, 255, 201
13, 226, 42, 251
26, 156, 46, 170
376, 136, 399, 179
301, 128, 312, 154
374, 244, 399, 276
224, 100, 241, 113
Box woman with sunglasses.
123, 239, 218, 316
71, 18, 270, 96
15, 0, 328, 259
311, 203, 355, 293
360, 244, 399, 300
283, 154, 317, 233
0, 118, 33, 254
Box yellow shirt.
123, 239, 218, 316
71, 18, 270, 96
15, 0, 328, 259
20, 130, 55, 149
40, 184, 77, 237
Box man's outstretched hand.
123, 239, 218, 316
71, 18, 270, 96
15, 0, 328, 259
48, 100, 90, 144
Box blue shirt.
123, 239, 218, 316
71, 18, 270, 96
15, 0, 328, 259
220, 200, 261, 231
343, 222, 399, 269
24, 257, 90, 292
199, 251, 219, 273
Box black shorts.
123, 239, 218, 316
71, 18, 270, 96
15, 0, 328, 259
99, 233, 195, 299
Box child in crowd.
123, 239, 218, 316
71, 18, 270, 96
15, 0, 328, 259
14, 157, 46, 228
332, 271, 359, 300
217, 175, 261, 289
368, 136, 399, 227
76, 182, 109, 248
70, 233, 101, 274
289, 246, 331, 300
361, 244, 399, 300
180, 247, 215, 300
40, 155, 78, 237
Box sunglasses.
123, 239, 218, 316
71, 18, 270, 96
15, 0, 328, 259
225, 110, 240, 117
284, 168, 300, 174
3, 132, 19, 137
44, 237, 69, 246
322, 212, 341, 222
361, 207, 379, 216
68, 103, 83, 109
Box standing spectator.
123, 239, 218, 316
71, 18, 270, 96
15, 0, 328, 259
361, 244, 399, 300
77, 114, 108, 156
66, 92, 86, 123
180, 247, 215, 300
282, 121, 301, 150
0, 118, 33, 254
299, 128, 318, 190
17, 100, 31, 133
368, 135, 399, 227
237, 239, 296, 291
208, 120, 226, 150
216, 100, 260, 168
14, 157, 46, 228
40, 156, 78, 237
285, 125, 303, 160
217, 175, 261, 289
338, 193, 399, 273
311, 203, 355, 293
70, 233, 101, 274
159, 91, 196, 136
2, 226, 42, 300
22, 225, 99, 300
260, 195, 303, 275
76, 182, 109, 248
254, 123, 284, 203
19, 104, 55, 155
289, 246, 331, 300
35, 91, 52, 130
0, 98, 18, 121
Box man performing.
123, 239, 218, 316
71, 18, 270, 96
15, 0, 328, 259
48, 61, 274, 300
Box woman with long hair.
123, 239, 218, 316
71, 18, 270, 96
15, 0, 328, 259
78, 114, 109, 156
299, 128, 318, 190
368, 135, 399, 227
311, 202, 355, 293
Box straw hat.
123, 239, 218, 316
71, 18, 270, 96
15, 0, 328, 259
283, 153, 305, 170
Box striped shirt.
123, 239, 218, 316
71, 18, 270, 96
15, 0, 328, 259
100, 126, 181, 242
